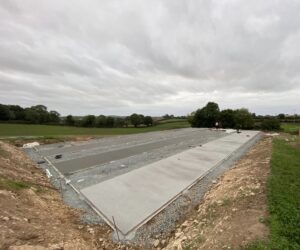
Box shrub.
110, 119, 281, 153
234, 108, 255, 129
261, 119, 281, 131
144, 116, 153, 127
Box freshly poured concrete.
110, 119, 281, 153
44, 129, 224, 174
81, 130, 260, 235
37, 128, 202, 157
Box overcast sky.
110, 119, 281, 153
0, 0, 299, 116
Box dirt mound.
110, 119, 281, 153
0, 141, 140, 250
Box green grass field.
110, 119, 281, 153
267, 139, 300, 249
281, 123, 300, 134
0, 119, 190, 138
157, 118, 188, 124
246, 138, 300, 250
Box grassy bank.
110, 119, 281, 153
247, 138, 300, 249
0, 119, 190, 137
281, 123, 300, 134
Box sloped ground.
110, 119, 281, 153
0, 141, 140, 250
164, 137, 271, 250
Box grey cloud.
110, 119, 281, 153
0, 0, 299, 115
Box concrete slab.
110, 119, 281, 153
50, 129, 225, 174
38, 128, 201, 157
81, 130, 260, 235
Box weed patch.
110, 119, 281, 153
281, 123, 300, 135
0, 176, 31, 190
243, 240, 268, 250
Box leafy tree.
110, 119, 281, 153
191, 108, 205, 127
81, 115, 96, 127
139, 114, 145, 125
0, 104, 11, 120
24, 108, 40, 124
187, 111, 196, 125
124, 116, 130, 127
8, 110, 16, 120
95, 116, 124, 128
219, 109, 235, 128
96, 115, 106, 127
0, 104, 60, 124
234, 108, 254, 129
130, 113, 142, 127
204, 102, 220, 127
114, 117, 125, 128
49, 111, 60, 123
190, 102, 220, 128
277, 113, 285, 120
163, 114, 174, 119
144, 116, 153, 127
30, 105, 49, 123
65, 115, 75, 126
105, 116, 115, 127
8, 105, 25, 120
31, 105, 47, 112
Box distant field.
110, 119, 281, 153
281, 123, 300, 134
0, 119, 190, 137
157, 118, 188, 124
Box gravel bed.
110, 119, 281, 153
24, 148, 104, 224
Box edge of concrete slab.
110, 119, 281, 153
132, 131, 263, 243
23, 146, 105, 225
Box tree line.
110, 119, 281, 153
66, 113, 153, 128
0, 104, 60, 124
1, 102, 297, 130
0, 104, 153, 128
189, 102, 255, 129
188, 102, 287, 130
